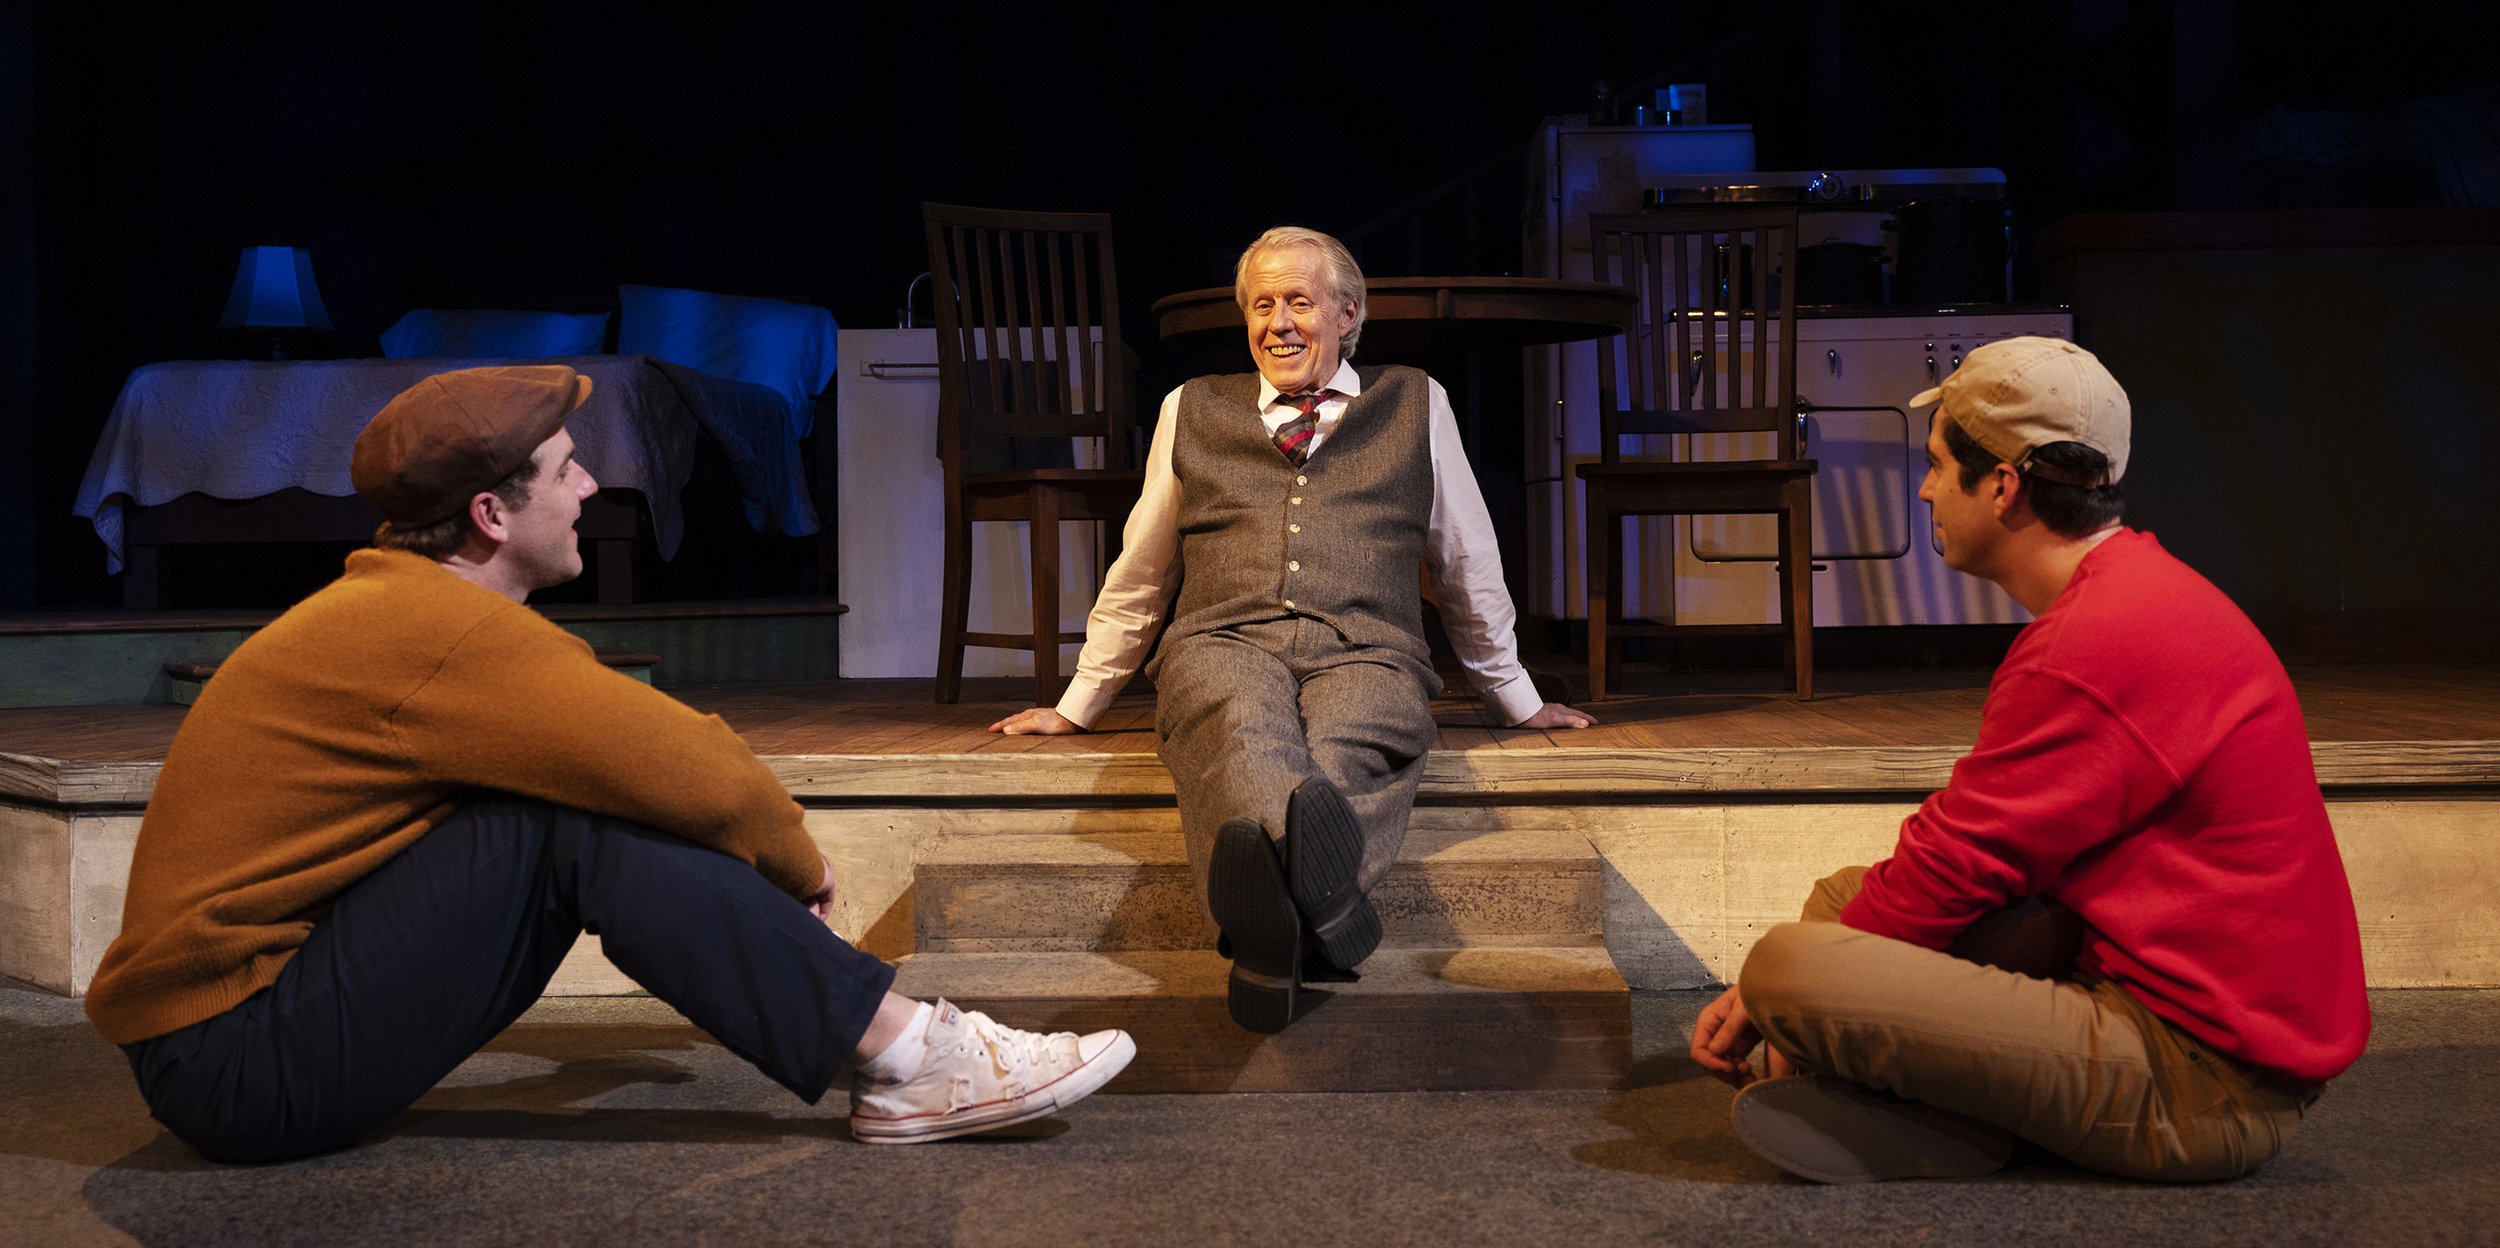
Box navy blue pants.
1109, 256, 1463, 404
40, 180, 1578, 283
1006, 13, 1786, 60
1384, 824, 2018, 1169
122, 799, 897, 1163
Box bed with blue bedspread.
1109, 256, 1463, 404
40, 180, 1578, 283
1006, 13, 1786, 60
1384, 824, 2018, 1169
74, 287, 837, 606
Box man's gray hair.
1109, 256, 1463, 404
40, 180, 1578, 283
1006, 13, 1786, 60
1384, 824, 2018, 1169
1233, 226, 1368, 359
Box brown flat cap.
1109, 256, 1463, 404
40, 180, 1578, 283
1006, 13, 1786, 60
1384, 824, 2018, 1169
353, 365, 593, 526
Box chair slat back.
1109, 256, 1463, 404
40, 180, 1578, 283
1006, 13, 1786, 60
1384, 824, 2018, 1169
922, 203, 1135, 467
1590, 209, 1801, 459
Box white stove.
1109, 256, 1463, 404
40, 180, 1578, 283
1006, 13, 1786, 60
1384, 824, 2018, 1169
1522, 161, 2059, 628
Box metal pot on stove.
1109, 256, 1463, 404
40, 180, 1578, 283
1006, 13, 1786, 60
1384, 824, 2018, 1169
1885, 199, 2010, 305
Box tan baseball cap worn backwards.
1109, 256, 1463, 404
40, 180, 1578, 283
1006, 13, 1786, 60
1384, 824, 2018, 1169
1910, 336, 2130, 487
353, 365, 594, 527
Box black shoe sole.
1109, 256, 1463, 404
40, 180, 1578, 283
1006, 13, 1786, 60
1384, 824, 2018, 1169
1209, 817, 1301, 1033
1731, 1076, 2014, 1184
1287, 778, 1381, 971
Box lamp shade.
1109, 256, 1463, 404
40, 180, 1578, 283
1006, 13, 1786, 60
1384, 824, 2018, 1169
215, 246, 332, 331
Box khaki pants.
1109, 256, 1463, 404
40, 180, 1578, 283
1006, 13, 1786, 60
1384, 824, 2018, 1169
1739, 867, 2316, 1181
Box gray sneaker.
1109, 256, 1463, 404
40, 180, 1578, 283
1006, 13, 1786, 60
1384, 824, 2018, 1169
850, 1000, 1136, 1144
1731, 1074, 2014, 1183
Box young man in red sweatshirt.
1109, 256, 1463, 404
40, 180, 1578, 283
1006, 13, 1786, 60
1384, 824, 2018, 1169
1690, 337, 2370, 1183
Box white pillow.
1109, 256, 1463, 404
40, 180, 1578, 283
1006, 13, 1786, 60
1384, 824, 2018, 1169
379, 308, 610, 359
616, 286, 838, 425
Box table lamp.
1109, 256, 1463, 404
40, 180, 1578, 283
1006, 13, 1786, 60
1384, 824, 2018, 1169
216, 245, 332, 359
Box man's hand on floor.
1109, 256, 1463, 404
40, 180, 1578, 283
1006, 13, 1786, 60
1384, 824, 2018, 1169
1513, 702, 1597, 730
989, 708, 1081, 735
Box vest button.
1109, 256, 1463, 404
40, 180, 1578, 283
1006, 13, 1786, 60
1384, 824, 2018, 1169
1296, 475, 1308, 486
1289, 523, 1301, 533
1290, 497, 1302, 506
1288, 560, 1300, 571
1283, 599, 1295, 609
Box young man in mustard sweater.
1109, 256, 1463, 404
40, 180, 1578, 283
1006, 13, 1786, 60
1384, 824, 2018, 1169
87, 365, 1133, 1161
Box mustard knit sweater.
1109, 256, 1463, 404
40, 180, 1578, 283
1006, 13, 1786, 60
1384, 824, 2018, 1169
84, 549, 823, 1045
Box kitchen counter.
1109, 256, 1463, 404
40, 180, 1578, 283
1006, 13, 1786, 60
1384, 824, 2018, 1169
1796, 302, 2069, 319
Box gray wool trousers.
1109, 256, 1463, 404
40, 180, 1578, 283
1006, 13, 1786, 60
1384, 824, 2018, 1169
1152, 617, 1439, 931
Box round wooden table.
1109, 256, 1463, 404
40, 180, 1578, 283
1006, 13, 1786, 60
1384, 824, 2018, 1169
1151, 276, 1634, 360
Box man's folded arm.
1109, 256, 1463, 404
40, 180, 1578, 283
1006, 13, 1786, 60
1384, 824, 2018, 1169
396, 610, 824, 900
1841, 668, 2177, 948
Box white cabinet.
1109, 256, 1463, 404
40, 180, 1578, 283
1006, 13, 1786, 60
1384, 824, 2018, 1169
1528, 310, 2072, 626
835, 328, 1106, 678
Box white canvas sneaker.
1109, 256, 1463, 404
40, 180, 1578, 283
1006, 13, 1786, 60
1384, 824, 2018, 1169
849, 1000, 1136, 1144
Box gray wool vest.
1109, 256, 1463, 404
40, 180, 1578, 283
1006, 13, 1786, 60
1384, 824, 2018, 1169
1158, 365, 1436, 668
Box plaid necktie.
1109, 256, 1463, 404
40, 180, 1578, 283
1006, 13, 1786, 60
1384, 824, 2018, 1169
1273, 391, 1330, 466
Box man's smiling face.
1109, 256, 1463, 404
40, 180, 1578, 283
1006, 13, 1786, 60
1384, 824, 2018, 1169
1241, 245, 1355, 394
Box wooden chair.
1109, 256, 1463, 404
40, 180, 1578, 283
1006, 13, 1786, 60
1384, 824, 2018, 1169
922, 203, 1145, 705
1576, 209, 1814, 700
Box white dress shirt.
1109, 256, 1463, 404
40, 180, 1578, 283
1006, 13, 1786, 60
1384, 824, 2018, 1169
1052, 359, 1543, 728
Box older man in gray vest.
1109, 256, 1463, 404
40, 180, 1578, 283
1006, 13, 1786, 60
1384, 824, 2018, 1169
992, 226, 1592, 1031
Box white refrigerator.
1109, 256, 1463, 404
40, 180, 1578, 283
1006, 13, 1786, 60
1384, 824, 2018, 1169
834, 327, 1108, 678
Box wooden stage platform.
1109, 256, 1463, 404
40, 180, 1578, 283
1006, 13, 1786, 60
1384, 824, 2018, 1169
6, 665, 2497, 1091
9, 663, 2500, 772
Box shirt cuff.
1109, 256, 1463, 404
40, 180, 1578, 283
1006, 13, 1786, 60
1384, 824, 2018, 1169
1480, 671, 1544, 726
1053, 678, 1115, 731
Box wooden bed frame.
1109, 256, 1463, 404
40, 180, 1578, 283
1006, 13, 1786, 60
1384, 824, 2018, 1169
118, 490, 648, 609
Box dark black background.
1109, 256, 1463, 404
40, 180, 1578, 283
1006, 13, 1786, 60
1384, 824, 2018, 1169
7, 0, 2489, 608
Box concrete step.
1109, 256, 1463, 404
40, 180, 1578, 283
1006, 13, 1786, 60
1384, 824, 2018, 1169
911, 825, 1603, 953
886, 946, 1631, 1093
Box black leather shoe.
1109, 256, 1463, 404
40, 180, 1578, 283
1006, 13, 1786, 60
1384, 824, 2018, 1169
1208, 817, 1301, 1033
1217, 914, 1360, 983
1299, 935, 1364, 984
1286, 778, 1381, 971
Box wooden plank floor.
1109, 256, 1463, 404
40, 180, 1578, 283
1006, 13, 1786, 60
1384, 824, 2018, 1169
0, 598, 849, 636
4, 664, 2497, 765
